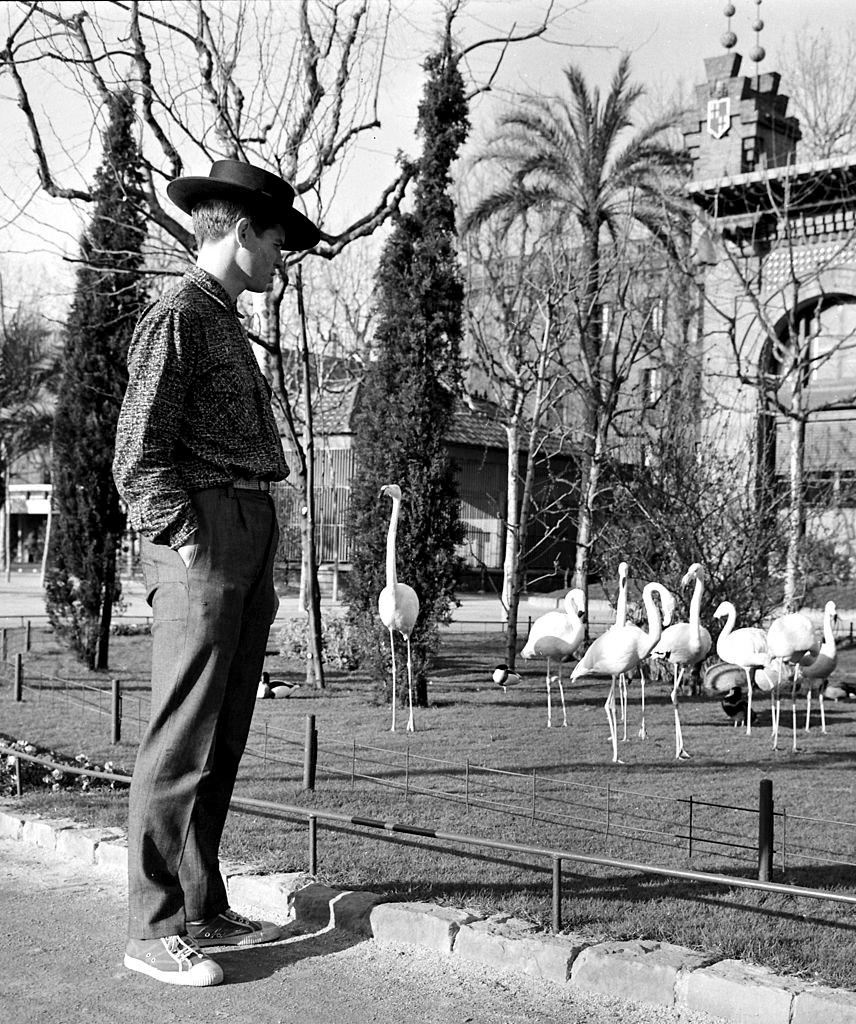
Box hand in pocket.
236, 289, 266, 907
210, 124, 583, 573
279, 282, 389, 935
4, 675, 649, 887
177, 531, 199, 569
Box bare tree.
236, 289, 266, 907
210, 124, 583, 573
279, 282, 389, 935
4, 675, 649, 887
780, 24, 856, 161
699, 168, 856, 611
463, 216, 567, 666
1, 0, 565, 686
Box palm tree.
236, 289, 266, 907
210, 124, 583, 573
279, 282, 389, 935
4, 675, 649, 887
464, 55, 689, 598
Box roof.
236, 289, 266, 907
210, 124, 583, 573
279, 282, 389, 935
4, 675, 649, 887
687, 152, 856, 218
280, 378, 576, 456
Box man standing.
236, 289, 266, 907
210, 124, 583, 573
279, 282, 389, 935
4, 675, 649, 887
113, 160, 319, 986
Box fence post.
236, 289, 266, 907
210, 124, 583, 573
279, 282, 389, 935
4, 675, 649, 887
308, 813, 317, 875
551, 856, 562, 933
1, 627, 7, 661
688, 795, 693, 858
111, 679, 121, 744
14, 756, 22, 797
758, 778, 774, 882
303, 714, 317, 791
25, 620, 31, 653
13, 653, 22, 701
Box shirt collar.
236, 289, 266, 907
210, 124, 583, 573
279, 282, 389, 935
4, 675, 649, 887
185, 265, 238, 312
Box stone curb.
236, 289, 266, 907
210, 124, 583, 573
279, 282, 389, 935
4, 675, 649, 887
2, 806, 855, 1023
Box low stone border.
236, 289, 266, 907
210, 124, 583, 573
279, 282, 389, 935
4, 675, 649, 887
2, 805, 855, 1024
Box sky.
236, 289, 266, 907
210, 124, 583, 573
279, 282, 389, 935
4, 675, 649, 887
1, 0, 853, 316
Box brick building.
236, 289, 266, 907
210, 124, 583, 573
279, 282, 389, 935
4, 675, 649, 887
684, 47, 856, 558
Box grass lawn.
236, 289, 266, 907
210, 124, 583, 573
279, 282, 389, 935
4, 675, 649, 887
2, 623, 856, 989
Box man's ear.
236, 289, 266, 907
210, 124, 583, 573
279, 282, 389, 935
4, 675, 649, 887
234, 216, 253, 247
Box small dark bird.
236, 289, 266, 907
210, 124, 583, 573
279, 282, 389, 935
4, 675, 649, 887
492, 664, 523, 692
721, 685, 758, 727
823, 680, 856, 702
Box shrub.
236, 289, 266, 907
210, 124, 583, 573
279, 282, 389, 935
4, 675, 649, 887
275, 613, 360, 671
0, 733, 131, 796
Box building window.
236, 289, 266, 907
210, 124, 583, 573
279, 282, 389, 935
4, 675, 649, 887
642, 367, 662, 407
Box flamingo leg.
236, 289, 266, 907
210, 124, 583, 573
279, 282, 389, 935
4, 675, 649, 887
389, 626, 397, 732
744, 669, 753, 736
556, 663, 568, 727
546, 657, 552, 728
772, 659, 782, 750
619, 673, 628, 737
605, 677, 622, 764
405, 636, 415, 733
820, 689, 827, 734
638, 664, 649, 740
671, 665, 688, 759
804, 688, 812, 732
791, 666, 800, 753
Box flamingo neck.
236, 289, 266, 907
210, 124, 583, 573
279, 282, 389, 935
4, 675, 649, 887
385, 494, 400, 588
689, 574, 703, 638
721, 603, 736, 638
821, 605, 835, 653
640, 582, 663, 653
616, 571, 627, 627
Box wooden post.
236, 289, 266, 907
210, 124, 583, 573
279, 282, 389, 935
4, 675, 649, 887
551, 856, 562, 933
303, 714, 317, 790
758, 778, 774, 882
13, 653, 22, 701
308, 814, 317, 875
111, 679, 121, 744
25, 620, 31, 653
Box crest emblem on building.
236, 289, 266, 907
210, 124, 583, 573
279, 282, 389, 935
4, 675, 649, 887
707, 96, 731, 139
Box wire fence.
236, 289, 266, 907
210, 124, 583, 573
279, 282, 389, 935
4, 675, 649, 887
5, 621, 856, 884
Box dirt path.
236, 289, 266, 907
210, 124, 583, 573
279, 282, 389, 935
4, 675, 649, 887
0, 838, 736, 1024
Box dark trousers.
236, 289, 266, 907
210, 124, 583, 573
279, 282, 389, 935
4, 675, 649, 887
128, 486, 279, 939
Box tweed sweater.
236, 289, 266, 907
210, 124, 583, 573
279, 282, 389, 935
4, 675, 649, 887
113, 266, 288, 548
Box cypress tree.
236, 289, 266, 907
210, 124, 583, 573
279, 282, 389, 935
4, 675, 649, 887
45, 89, 147, 668
348, 35, 469, 706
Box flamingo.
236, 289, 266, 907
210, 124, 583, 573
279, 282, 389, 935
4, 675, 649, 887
801, 601, 837, 734
612, 562, 631, 734
570, 582, 671, 763
766, 610, 818, 751
713, 602, 770, 736
378, 484, 420, 732
520, 588, 586, 727
651, 563, 712, 759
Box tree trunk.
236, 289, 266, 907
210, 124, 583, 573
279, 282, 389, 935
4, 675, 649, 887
263, 272, 325, 690
505, 313, 553, 668
784, 411, 806, 612
572, 408, 606, 612
95, 542, 116, 670
296, 269, 325, 689
501, 416, 520, 624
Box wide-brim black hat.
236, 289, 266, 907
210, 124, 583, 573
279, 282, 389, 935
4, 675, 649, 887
167, 159, 320, 250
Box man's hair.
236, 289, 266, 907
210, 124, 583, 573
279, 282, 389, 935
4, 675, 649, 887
192, 198, 282, 247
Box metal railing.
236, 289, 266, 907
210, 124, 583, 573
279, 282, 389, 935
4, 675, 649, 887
2, 743, 855, 934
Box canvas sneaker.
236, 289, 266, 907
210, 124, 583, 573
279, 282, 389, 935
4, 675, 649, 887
124, 934, 223, 986
187, 908, 282, 947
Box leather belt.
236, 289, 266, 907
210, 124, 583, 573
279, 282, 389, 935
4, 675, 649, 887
232, 477, 271, 493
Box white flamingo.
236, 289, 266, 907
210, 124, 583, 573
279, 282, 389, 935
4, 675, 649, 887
801, 601, 837, 734
571, 582, 671, 763
652, 563, 712, 759
713, 601, 770, 736
766, 611, 818, 751
378, 484, 420, 732
520, 588, 586, 727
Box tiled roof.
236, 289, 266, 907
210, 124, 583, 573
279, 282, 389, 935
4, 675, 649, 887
278, 374, 579, 457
